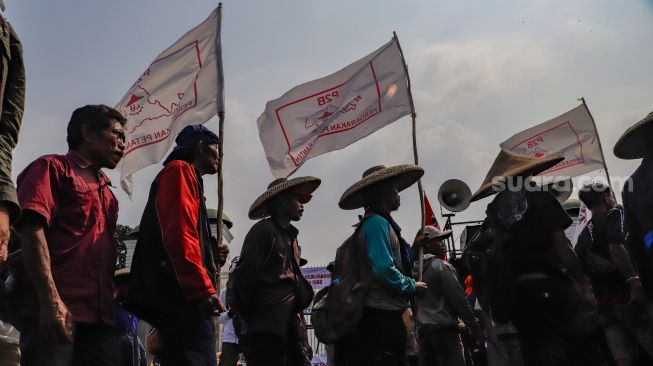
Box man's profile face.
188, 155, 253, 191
427, 238, 446, 257
382, 182, 400, 211
280, 191, 305, 221
199, 143, 220, 175
86, 120, 125, 169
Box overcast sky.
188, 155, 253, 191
5, 0, 653, 265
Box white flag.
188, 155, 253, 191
572, 201, 592, 246
257, 37, 412, 178
500, 104, 605, 179
117, 7, 224, 196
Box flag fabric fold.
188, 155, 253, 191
257, 37, 412, 178
116, 6, 224, 196
500, 104, 605, 180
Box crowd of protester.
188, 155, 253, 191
2, 6, 653, 366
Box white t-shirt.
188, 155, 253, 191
219, 289, 238, 344
0, 320, 19, 345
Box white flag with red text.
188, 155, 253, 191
500, 104, 605, 180
257, 37, 412, 178
116, 7, 224, 196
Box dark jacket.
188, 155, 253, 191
232, 218, 313, 337
127, 161, 216, 325
416, 254, 478, 332
0, 16, 25, 221
623, 155, 653, 298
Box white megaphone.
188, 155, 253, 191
545, 178, 573, 203
438, 179, 472, 212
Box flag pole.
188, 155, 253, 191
394, 32, 425, 282
580, 97, 613, 187
215, 2, 225, 349
215, 2, 225, 285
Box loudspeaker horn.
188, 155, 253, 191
545, 178, 573, 203
438, 179, 472, 212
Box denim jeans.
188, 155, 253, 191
600, 301, 653, 361
218, 342, 241, 366
153, 309, 216, 366
17, 316, 120, 366
417, 327, 466, 366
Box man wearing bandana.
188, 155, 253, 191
128, 125, 226, 366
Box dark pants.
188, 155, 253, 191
335, 306, 407, 366
512, 276, 609, 366
241, 316, 308, 366
118, 332, 147, 366
218, 342, 242, 366
418, 327, 465, 366
153, 310, 216, 366
17, 317, 120, 366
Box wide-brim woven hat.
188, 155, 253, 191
115, 268, 130, 277
248, 176, 321, 220
470, 149, 564, 202
339, 164, 424, 210
614, 111, 653, 160
423, 225, 453, 240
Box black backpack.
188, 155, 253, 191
312, 217, 371, 344
462, 189, 526, 323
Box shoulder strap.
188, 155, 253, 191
197, 178, 218, 289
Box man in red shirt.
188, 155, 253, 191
15, 105, 126, 366
128, 125, 223, 366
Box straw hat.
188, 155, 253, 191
339, 164, 424, 210
470, 149, 564, 202
422, 225, 453, 240
248, 176, 321, 220
115, 268, 130, 277
614, 111, 653, 160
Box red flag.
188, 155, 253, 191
424, 194, 446, 260
424, 195, 440, 229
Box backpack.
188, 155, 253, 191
311, 217, 371, 344
462, 189, 526, 323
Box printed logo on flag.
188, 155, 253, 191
508, 120, 585, 175
120, 41, 203, 157
276, 63, 383, 167
258, 37, 412, 178
500, 104, 604, 180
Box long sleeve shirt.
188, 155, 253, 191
363, 214, 415, 295
155, 160, 215, 301
0, 17, 25, 221
417, 254, 478, 331
232, 218, 302, 336
360, 214, 415, 310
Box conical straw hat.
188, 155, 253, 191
470, 150, 564, 202
339, 164, 424, 210
248, 176, 321, 220
614, 111, 653, 160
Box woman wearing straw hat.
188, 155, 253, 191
231, 176, 320, 366
615, 111, 653, 301
335, 164, 428, 366
468, 149, 608, 366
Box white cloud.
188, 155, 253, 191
411, 35, 555, 119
